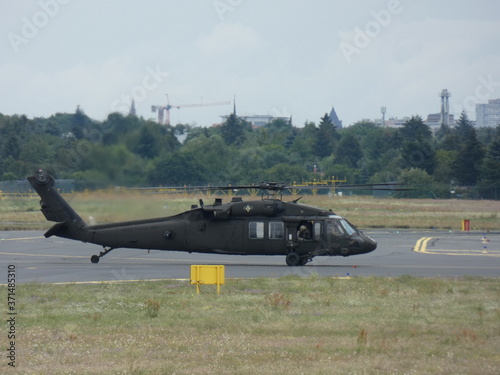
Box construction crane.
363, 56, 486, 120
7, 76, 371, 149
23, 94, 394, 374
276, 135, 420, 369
151, 94, 231, 125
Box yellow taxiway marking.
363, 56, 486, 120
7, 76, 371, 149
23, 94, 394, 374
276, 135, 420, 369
0, 251, 209, 263
0, 251, 89, 259
413, 237, 500, 257
414, 237, 433, 253
1, 236, 44, 241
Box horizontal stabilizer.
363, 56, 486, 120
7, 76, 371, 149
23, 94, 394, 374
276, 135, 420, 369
41, 206, 68, 222
44, 222, 68, 238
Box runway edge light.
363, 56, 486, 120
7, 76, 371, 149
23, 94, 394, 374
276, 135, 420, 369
190, 265, 225, 295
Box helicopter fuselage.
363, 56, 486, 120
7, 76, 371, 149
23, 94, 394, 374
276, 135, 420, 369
28, 171, 376, 266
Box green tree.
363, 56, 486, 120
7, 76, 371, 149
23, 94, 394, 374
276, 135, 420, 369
134, 126, 158, 159
19, 139, 55, 165
435, 123, 452, 142
261, 118, 293, 147
400, 139, 435, 175
288, 121, 317, 160
100, 112, 143, 146
150, 153, 208, 186
262, 163, 310, 184
399, 116, 435, 175
479, 125, 500, 198
220, 113, 250, 146
438, 129, 461, 152
314, 113, 337, 158
181, 134, 234, 183
399, 115, 432, 142
71, 106, 87, 139
128, 122, 180, 158
229, 147, 265, 183
454, 111, 475, 141
452, 127, 484, 186
1, 134, 21, 160
336, 133, 363, 168
433, 150, 457, 184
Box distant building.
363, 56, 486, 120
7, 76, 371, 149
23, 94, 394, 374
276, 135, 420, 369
425, 113, 454, 131
373, 116, 410, 128
424, 89, 454, 131
220, 114, 291, 128
476, 99, 500, 128
328, 106, 343, 129
129, 100, 137, 116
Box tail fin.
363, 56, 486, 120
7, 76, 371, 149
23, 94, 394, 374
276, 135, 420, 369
27, 170, 87, 239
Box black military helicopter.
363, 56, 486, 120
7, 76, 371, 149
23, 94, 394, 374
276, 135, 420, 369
28, 169, 379, 266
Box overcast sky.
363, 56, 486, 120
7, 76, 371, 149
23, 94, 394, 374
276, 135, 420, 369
1, 0, 500, 127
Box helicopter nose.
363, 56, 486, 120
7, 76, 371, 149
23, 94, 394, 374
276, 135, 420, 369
352, 235, 377, 254
363, 236, 377, 253
348, 235, 376, 255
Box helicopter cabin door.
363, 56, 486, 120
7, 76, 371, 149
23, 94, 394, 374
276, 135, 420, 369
285, 219, 321, 253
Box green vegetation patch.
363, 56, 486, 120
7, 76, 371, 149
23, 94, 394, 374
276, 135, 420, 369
2, 276, 499, 374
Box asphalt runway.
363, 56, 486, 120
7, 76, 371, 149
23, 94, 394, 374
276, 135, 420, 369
1, 229, 499, 284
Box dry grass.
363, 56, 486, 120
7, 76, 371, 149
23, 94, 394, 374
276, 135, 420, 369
1, 191, 499, 231
299, 195, 500, 230
3, 276, 500, 374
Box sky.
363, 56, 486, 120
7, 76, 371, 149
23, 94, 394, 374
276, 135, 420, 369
1, 0, 500, 128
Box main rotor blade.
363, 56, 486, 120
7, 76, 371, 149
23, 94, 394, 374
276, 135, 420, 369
124, 182, 413, 193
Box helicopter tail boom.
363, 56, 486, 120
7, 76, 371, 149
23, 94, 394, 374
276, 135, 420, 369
27, 170, 87, 241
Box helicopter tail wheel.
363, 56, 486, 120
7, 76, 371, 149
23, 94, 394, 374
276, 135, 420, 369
90, 247, 116, 264
286, 252, 301, 267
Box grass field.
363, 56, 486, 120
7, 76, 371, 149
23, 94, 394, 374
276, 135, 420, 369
2, 276, 499, 374
2, 192, 499, 373
1, 191, 499, 231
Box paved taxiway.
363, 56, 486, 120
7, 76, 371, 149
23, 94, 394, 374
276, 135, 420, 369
1, 230, 499, 284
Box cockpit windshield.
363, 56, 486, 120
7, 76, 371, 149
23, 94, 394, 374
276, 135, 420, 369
325, 218, 357, 240
339, 219, 357, 236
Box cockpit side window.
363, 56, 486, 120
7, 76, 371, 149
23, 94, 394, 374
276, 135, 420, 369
327, 220, 345, 238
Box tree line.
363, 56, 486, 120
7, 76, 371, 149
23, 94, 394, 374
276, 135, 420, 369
0, 108, 499, 199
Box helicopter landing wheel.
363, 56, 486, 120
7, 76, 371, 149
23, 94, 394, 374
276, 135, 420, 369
90, 255, 100, 264
286, 252, 301, 267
